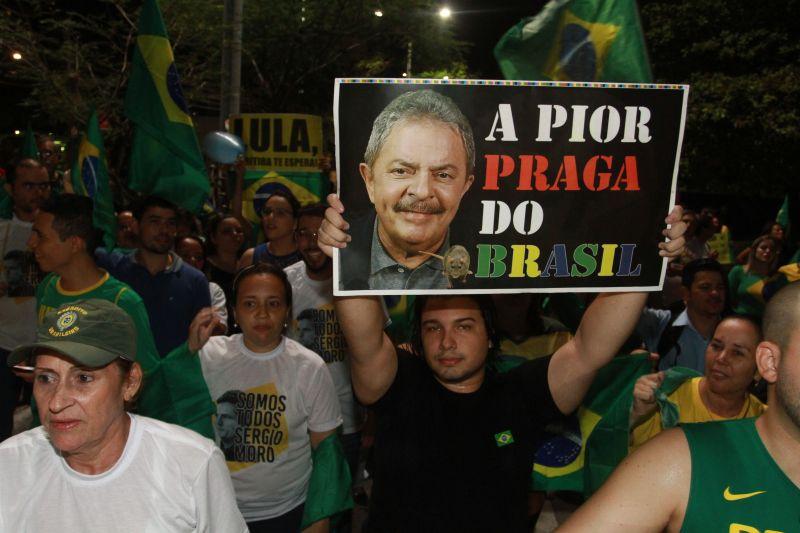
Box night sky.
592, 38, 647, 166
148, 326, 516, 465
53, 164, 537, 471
450, 0, 545, 79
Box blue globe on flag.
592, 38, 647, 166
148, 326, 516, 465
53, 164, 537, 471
167, 63, 189, 114
80, 156, 100, 198
559, 24, 597, 81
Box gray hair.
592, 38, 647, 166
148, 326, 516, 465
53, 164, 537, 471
363, 90, 475, 174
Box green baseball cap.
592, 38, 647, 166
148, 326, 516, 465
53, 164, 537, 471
8, 299, 137, 368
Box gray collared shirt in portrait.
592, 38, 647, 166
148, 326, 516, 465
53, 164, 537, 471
367, 220, 448, 290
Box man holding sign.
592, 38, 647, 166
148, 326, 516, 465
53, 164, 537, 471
339, 90, 475, 291
319, 193, 686, 532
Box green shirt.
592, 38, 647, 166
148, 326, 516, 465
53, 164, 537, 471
727, 265, 767, 318
682, 418, 799, 532
36, 272, 214, 438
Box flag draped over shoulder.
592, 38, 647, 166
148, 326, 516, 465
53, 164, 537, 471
71, 110, 117, 250
531, 355, 700, 495
494, 0, 652, 83
301, 432, 354, 529
124, 0, 209, 213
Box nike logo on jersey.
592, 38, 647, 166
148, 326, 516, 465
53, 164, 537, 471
723, 486, 766, 501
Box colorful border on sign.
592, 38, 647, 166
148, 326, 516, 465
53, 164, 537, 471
336, 77, 688, 91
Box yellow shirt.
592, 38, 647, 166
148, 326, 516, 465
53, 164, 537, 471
630, 377, 766, 450
499, 331, 572, 360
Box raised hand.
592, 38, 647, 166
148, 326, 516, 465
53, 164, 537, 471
317, 193, 351, 258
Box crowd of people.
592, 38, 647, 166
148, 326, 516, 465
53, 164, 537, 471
0, 129, 798, 533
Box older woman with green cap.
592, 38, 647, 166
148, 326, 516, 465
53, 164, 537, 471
0, 299, 247, 532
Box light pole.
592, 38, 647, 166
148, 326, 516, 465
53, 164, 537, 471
400, 5, 452, 77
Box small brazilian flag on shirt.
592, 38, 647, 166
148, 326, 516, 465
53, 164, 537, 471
494, 0, 652, 83
71, 110, 116, 250
495, 430, 515, 447
124, 0, 209, 213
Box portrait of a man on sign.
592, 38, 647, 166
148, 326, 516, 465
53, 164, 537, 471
338, 90, 475, 291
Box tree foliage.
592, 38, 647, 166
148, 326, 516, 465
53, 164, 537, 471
0, 0, 467, 174
640, 0, 800, 197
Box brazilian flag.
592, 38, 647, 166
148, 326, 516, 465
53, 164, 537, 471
494, 0, 652, 83
124, 0, 209, 213
530, 355, 701, 496
531, 353, 651, 495
71, 110, 117, 250
240, 169, 326, 244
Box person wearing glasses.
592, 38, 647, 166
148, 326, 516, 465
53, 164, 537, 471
285, 204, 364, 480
36, 135, 62, 181
0, 158, 50, 442
239, 189, 303, 270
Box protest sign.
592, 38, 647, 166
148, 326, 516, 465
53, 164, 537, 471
334, 78, 688, 295
230, 113, 327, 237
231, 113, 324, 173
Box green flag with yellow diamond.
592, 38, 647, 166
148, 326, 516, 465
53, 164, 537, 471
71, 110, 117, 250
124, 0, 209, 213
494, 0, 652, 83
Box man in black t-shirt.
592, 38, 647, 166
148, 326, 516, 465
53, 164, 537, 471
318, 195, 688, 532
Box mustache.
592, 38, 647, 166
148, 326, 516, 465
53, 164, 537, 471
393, 198, 444, 215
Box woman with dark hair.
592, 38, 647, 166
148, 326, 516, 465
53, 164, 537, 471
728, 234, 778, 317
736, 220, 786, 265
188, 263, 342, 532
238, 190, 303, 270
203, 214, 245, 329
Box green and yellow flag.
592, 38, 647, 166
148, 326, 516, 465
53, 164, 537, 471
124, 0, 209, 213
71, 110, 117, 250
494, 0, 652, 83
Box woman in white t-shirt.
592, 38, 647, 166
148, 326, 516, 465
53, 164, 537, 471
188, 262, 342, 533
0, 299, 246, 533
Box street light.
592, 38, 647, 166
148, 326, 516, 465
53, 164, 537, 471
14, 130, 21, 135
11, 51, 22, 61
405, 6, 451, 77
374, 9, 383, 17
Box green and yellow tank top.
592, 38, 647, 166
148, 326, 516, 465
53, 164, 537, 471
682, 418, 799, 532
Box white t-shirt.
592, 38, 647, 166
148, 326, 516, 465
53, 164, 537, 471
0, 414, 247, 533
0, 215, 37, 350
209, 281, 228, 332
285, 261, 363, 434
198, 334, 342, 522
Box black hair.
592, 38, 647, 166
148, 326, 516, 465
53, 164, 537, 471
6, 158, 44, 184
410, 295, 500, 361
297, 308, 315, 322
718, 313, 763, 341
133, 195, 177, 221
232, 262, 293, 312
681, 258, 724, 288
40, 194, 101, 254
204, 212, 242, 257
261, 189, 301, 219
216, 390, 242, 406
297, 203, 327, 220
761, 220, 784, 236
